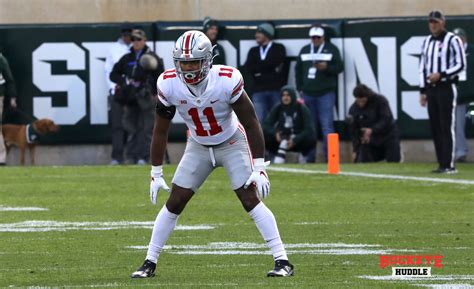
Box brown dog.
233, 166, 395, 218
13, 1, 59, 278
2, 119, 60, 165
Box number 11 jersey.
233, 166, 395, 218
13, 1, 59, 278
157, 65, 245, 145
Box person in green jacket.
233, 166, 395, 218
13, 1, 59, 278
263, 85, 315, 164
0, 53, 18, 165
295, 25, 343, 162
453, 27, 473, 162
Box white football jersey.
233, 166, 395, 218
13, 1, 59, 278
157, 65, 245, 145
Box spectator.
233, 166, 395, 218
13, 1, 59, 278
419, 10, 466, 173
453, 27, 473, 163
104, 24, 132, 165
110, 29, 164, 165
295, 25, 343, 163
0, 53, 17, 166
245, 22, 287, 124
203, 17, 226, 65
348, 84, 400, 163
263, 85, 315, 164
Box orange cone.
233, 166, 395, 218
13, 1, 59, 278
328, 133, 340, 175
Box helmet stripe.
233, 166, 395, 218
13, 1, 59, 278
184, 32, 192, 55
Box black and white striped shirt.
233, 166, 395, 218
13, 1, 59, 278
419, 30, 466, 92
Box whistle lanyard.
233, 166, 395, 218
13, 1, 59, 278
131, 49, 144, 78
259, 41, 273, 61
310, 43, 325, 64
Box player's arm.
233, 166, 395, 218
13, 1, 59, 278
151, 78, 176, 165
149, 98, 175, 204
150, 112, 172, 166
231, 90, 265, 158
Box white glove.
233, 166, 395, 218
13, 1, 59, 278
244, 158, 270, 199
150, 165, 170, 204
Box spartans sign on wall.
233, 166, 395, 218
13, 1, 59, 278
0, 17, 472, 144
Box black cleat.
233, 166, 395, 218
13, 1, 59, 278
431, 167, 443, 173
267, 260, 294, 277
131, 259, 156, 278
445, 168, 458, 174
432, 167, 457, 174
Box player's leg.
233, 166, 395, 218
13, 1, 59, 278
219, 129, 293, 277
131, 184, 194, 278
146, 185, 195, 262
235, 186, 293, 273
131, 138, 214, 278
234, 186, 293, 277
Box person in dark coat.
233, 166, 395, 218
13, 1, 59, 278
295, 25, 343, 162
110, 29, 164, 165
263, 85, 315, 163
245, 22, 288, 124
203, 17, 226, 65
348, 84, 400, 163
0, 53, 17, 165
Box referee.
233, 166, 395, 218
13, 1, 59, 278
419, 10, 466, 174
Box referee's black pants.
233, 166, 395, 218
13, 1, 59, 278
426, 82, 457, 169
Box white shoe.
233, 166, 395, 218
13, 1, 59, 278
136, 159, 147, 165
110, 159, 120, 166
273, 156, 286, 164
298, 154, 307, 164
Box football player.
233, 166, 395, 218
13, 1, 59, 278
131, 30, 294, 278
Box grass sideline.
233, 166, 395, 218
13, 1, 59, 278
0, 163, 473, 289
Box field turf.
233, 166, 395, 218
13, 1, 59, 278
0, 163, 473, 288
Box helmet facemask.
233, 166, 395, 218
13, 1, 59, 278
173, 30, 214, 85
174, 55, 212, 85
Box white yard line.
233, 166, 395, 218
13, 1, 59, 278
127, 242, 383, 250
359, 275, 474, 281
127, 242, 417, 255
21, 282, 241, 288
416, 284, 474, 289
0, 220, 215, 232
295, 221, 330, 225
0, 206, 48, 211
268, 167, 474, 185
168, 249, 396, 255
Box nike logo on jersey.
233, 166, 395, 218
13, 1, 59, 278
210, 99, 219, 104
229, 140, 237, 145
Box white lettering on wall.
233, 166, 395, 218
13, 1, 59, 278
401, 36, 428, 120
32, 43, 86, 125
31, 37, 428, 126
342, 37, 397, 118
82, 42, 112, 124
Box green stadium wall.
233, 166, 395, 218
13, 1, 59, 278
0, 16, 472, 144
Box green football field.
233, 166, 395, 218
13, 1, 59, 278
0, 163, 473, 289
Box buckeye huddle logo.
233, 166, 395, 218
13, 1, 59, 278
380, 255, 443, 277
